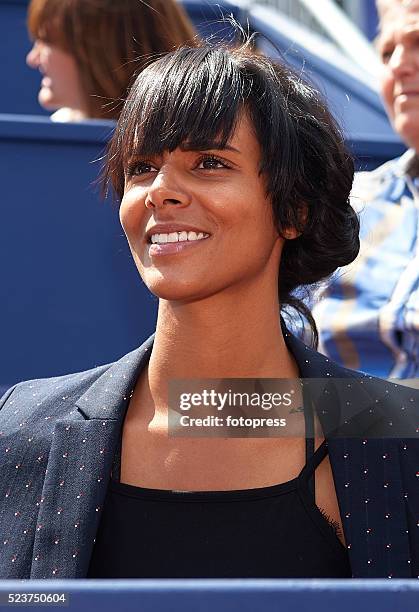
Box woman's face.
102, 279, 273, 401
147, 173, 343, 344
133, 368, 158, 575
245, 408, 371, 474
26, 39, 85, 112
120, 113, 288, 302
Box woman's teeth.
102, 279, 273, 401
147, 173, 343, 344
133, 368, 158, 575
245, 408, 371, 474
150, 231, 209, 244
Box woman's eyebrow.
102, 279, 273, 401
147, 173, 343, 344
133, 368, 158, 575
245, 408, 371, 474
179, 142, 241, 154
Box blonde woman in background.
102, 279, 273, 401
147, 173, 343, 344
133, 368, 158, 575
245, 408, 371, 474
26, 0, 197, 121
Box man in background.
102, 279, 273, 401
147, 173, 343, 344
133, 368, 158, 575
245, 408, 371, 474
313, 0, 419, 379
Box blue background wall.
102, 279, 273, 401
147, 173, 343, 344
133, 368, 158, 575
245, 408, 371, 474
0, 117, 158, 393
1, 0, 48, 115
363, 0, 380, 40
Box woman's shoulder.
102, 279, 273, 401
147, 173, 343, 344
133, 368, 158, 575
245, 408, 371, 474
288, 331, 419, 438
0, 362, 113, 414
0, 335, 154, 423
0, 364, 114, 484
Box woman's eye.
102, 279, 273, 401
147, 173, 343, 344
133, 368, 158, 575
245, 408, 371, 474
197, 156, 229, 170
127, 161, 157, 176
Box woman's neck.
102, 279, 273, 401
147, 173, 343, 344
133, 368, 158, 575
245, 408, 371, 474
145, 283, 300, 410
126, 267, 304, 434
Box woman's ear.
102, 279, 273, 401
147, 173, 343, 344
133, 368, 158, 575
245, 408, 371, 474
282, 202, 308, 239
278, 202, 307, 240
282, 227, 301, 240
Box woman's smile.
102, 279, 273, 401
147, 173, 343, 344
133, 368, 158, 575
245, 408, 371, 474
148, 231, 211, 257
145, 224, 211, 257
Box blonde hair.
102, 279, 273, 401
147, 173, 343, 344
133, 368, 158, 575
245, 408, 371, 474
27, 0, 198, 119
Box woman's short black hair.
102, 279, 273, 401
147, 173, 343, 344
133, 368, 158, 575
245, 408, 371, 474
105, 42, 359, 345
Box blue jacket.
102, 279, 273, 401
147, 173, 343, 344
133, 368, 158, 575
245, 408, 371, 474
0, 330, 418, 579
313, 150, 419, 379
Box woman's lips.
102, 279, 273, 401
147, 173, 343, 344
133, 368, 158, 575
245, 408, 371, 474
148, 236, 210, 257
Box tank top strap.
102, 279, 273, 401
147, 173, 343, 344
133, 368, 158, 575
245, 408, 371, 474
301, 398, 328, 504
303, 398, 315, 461
298, 436, 329, 506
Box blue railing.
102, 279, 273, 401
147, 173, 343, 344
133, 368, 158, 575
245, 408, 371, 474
0, 580, 418, 611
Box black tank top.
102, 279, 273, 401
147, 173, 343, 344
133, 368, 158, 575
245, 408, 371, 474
87, 405, 352, 578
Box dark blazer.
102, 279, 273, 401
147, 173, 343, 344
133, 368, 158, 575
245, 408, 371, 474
0, 329, 418, 579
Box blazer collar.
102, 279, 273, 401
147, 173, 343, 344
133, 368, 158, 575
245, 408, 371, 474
75, 334, 154, 421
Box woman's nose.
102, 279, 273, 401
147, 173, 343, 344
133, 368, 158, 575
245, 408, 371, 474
144, 171, 191, 209
26, 42, 40, 69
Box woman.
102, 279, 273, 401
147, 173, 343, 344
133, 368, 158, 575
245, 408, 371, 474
25, 0, 197, 121
0, 43, 418, 579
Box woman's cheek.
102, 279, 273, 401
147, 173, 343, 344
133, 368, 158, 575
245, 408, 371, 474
119, 191, 145, 236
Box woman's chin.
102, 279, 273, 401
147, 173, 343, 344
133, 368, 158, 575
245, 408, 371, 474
38, 87, 59, 110
147, 285, 201, 303
142, 274, 207, 303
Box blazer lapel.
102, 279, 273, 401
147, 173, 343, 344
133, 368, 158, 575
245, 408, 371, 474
30, 336, 154, 578
284, 329, 413, 577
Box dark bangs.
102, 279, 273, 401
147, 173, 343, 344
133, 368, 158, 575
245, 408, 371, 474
106, 46, 264, 198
